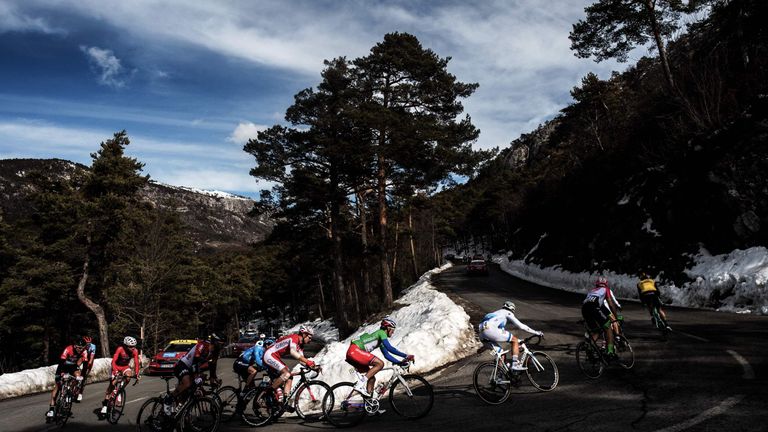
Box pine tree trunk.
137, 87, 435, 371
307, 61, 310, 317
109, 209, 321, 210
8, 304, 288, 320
645, 0, 675, 89
356, 191, 372, 314
377, 158, 393, 307
316, 275, 325, 320
409, 206, 418, 279
76, 241, 110, 358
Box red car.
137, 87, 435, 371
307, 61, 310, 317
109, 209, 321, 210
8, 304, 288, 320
146, 339, 209, 375
466, 259, 489, 275
228, 336, 258, 358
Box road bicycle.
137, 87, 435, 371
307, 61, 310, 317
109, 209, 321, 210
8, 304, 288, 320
136, 375, 220, 432
472, 335, 559, 405
648, 304, 671, 339
48, 373, 80, 426
322, 360, 433, 428
215, 374, 273, 425
104, 371, 139, 424
576, 319, 634, 378
244, 365, 330, 426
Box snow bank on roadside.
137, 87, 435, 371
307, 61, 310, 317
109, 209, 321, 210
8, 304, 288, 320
0, 356, 149, 400
305, 263, 480, 387
493, 246, 768, 315
283, 319, 340, 344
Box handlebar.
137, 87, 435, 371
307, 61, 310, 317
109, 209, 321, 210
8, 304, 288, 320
522, 334, 542, 345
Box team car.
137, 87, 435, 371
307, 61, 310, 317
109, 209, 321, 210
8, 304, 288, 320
466, 259, 489, 275
146, 339, 209, 375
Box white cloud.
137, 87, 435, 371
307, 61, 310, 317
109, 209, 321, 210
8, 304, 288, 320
80, 46, 128, 88
0, 2, 64, 34
228, 121, 267, 145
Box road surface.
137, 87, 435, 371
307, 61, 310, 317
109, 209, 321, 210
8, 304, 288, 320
1, 264, 765, 431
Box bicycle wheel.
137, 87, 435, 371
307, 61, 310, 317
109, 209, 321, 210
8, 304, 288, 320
58, 385, 74, 426
472, 362, 512, 405
576, 341, 604, 379
107, 388, 127, 424
294, 380, 330, 421
136, 397, 169, 432
615, 336, 635, 369
180, 396, 219, 432
322, 382, 367, 428
242, 388, 276, 427
214, 386, 239, 423
389, 374, 434, 419
525, 352, 559, 391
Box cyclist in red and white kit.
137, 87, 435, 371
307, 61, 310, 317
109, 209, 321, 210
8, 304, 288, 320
100, 336, 141, 415
263, 326, 316, 401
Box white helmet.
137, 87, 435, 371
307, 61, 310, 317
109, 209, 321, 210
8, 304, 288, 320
298, 325, 314, 336
503, 301, 516, 312
123, 336, 137, 347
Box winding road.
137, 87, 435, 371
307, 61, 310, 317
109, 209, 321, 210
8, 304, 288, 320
1, 264, 765, 431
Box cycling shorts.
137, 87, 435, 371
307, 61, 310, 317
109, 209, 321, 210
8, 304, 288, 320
173, 362, 193, 381
233, 361, 254, 380
581, 302, 611, 332
111, 365, 131, 379
640, 291, 662, 309
264, 353, 287, 374
345, 344, 376, 373
55, 363, 79, 382
478, 325, 513, 344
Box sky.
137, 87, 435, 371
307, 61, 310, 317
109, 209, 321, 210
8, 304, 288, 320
0, 0, 633, 198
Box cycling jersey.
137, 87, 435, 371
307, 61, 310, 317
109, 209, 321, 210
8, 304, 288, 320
237, 345, 265, 369
348, 329, 407, 365
179, 341, 213, 369
111, 345, 140, 377
638, 278, 658, 294
60, 345, 87, 366
478, 309, 537, 335
264, 334, 303, 372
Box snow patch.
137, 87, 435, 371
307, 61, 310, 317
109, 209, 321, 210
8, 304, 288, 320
308, 263, 480, 387
493, 246, 768, 315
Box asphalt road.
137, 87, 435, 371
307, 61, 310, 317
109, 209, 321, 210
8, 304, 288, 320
1, 264, 766, 431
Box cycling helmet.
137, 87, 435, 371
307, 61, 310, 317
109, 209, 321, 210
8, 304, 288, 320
259, 333, 266, 339
123, 336, 137, 347
298, 325, 314, 336
381, 317, 397, 329
595, 276, 609, 288
209, 333, 224, 343
83, 336, 92, 344
73, 335, 85, 347
255, 340, 264, 347
503, 301, 516, 312
265, 338, 275, 347
640, 272, 650, 280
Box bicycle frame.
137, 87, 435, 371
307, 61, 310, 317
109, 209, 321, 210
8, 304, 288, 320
353, 362, 413, 401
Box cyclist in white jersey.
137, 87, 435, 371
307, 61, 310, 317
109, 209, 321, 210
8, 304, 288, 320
478, 301, 543, 371
582, 277, 621, 358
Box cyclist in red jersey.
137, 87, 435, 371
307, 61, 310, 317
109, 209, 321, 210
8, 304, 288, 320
100, 336, 141, 416
263, 326, 316, 401
46, 337, 87, 420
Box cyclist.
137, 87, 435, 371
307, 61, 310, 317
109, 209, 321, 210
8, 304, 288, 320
637, 272, 670, 330
478, 301, 543, 371
263, 326, 317, 403
582, 277, 621, 359
46, 336, 87, 421
164, 333, 223, 414
77, 335, 97, 402
233, 337, 274, 390
100, 336, 141, 416
346, 317, 414, 398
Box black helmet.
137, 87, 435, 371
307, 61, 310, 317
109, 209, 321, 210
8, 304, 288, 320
208, 333, 224, 343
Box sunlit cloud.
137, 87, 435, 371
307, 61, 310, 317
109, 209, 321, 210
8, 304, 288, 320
228, 121, 267, 145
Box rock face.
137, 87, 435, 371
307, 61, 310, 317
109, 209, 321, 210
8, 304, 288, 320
0, 158, 272, 251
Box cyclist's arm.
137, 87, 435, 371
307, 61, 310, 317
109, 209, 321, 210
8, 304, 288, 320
132, 348, 140, 377
288, 341, 312, 366
508, 315, 538, 335
379, 342, 405, 363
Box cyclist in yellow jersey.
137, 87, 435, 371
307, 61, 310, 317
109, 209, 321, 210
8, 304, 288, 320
637, 273, 670, 328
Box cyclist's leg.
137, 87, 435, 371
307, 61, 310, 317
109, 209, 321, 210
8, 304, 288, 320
245, 365, 258, 389
346, 344, 378, 395
265, 354, 289, 398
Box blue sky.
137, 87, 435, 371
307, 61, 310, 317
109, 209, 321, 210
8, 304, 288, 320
0, 0, 633, 197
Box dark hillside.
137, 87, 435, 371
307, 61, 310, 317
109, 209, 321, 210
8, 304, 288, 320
437, 0, 768, 280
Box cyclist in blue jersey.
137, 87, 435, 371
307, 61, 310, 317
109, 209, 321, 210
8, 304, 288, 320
233, 338, 274, 389
77, 335, 97, 402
